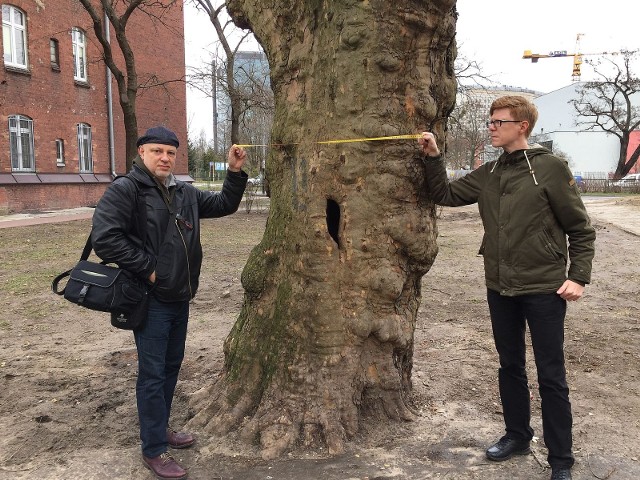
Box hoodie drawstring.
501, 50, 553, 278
524, 150, 539, 186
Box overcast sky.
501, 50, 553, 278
456, 0, 639, 93
184, 0, 640, 143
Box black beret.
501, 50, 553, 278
136, 126, 180, 148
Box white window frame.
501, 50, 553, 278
71, 27, 87, 82
56, 138, 65, 166
2, 5, 28, 69
8, 115, 35, 172
77, 123, 93, 172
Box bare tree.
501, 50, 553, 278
570, 50, 640, 179
190, 0, 256, 145
79, 0, 183, 171
221, 50, 273, 178
187, 0, 457, 460
453, 52, 492, 102
446, 54, 494, 169
189, 50, 273, 177
447, 96, 488, 169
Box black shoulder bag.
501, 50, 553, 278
51, 236, 150, 330
51, 176, 154, 330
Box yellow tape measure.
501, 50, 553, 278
235, 133, 422, 148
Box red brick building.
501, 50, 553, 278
628, 131, 640, 174
0, 0, 188, 214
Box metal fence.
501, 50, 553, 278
577, 178, 640, 194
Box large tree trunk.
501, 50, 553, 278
188, 0, 457, 459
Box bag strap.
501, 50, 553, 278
52, 227, 94, 295
52, 267, 73, 295
114, 175, 146, 239
80, 235, 93, 260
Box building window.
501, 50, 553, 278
77, 123, 92, 172
50, 38, 59, 70
8, 115, 35, 172
2, 5, 28, 69
71, 27, 87, 82
56, 139, 65, 165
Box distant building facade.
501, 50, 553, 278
213, 50, 270, 149
466, 85, 540, 115
0, 0, 187, 214
627, 131, 640, 174
212, 50, 271, 178
532, 83, 640, 177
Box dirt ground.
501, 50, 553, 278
0, 196, 638, 480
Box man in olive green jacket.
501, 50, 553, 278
419, 96, 595, 480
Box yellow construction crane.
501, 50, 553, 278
523, 34, 619, 82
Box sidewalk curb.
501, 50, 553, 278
0, 207, 94, 229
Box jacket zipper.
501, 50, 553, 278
175, 218, 193, 298
542, 226, 562, 261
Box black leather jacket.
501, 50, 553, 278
91, 164, 247, 302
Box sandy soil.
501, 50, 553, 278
0, 196, 638, 480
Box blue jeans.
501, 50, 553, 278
134, 297, 189, 457
487, 289, 574, 469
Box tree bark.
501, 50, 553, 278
188, 0, 457, 459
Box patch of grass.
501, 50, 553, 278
2, 274, 41, 296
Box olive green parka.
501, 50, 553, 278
421, 146, 595, 296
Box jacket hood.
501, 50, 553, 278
498, 145, 550, 164
492, 145, 552, 186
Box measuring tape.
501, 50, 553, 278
235, 133, 422, 148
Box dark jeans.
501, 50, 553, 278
134, 297, 189, 458
487, 289, 574, 469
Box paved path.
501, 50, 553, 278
0, 207, 94, 229
581, 196, 640, 237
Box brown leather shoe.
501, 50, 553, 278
142, 452, 187, 480
167, 429, 195, 449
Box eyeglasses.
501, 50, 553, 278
486, 119, 524, 128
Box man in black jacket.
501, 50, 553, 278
92, 126, 247, 480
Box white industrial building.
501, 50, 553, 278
532, 83, 639, 178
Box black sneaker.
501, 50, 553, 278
550, 467, 572, 480
485, 436, 531, 461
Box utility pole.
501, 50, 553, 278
212, 59, 218, 154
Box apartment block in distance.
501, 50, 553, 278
0, 0, 188, 214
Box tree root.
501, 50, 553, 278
189, 366, 418, 460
